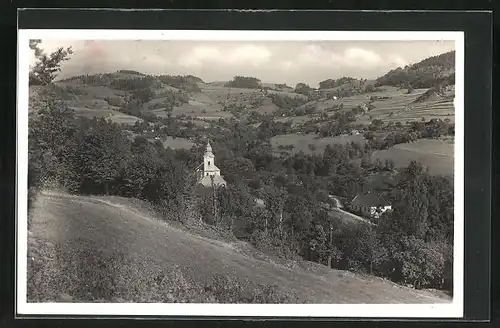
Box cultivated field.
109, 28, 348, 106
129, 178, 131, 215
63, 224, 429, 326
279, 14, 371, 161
51, 74, 455, 130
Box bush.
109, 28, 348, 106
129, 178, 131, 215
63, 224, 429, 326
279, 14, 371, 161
391, 236, 446, 289
205, 273, 299, 303
27, 238, 299, 303
27, 239, 209, 303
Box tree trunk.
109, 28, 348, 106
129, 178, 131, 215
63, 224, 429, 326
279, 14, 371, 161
328, 221, 333, 269
279, 209, 283, 240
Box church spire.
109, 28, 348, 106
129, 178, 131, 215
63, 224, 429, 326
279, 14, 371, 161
206, 140, 213, 154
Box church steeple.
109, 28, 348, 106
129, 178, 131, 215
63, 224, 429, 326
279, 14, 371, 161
196, 139, 227, 188
206, 140, 213, 154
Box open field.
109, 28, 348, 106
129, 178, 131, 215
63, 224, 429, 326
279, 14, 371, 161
28, 191, 450, 304
271, 133, 366, 155
372, 138, 454, 176
159, 136, 195, 150
69, 106, 143, 125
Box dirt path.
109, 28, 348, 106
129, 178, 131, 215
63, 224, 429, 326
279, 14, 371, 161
28, 191, 450, 304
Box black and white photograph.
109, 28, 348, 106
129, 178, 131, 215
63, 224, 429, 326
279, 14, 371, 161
17, 29, 464, 318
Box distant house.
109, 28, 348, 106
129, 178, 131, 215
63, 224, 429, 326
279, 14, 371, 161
350, 192, 391, 219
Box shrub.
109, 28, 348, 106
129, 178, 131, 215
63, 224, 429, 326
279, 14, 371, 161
392, 236, 446, 289
27, 239, 208, 303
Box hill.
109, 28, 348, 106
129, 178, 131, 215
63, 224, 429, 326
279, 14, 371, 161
375, 51, 455, 89
28, 190, 450, 304
29, 50, 456, 179
43, 50, 456, 129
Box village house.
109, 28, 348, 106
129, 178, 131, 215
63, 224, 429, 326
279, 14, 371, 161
350, 192, 392, 219
195, 140, 227, 188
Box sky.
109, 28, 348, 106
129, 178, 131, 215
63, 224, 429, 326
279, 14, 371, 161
31, 40, 455, 87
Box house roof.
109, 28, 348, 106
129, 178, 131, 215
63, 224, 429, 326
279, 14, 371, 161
351, 193, 389, 207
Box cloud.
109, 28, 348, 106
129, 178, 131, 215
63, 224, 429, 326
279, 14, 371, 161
226, 45, 271, 66
179, 46, 221, 67
30, 40, 455, 86
386, 54, 407, 68
344, 48, 382, 66
179, 44, 272, 68
296, 45, 387, 69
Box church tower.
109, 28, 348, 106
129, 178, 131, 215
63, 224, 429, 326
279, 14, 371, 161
203, 141, 216, 174
195, 140, 227, 188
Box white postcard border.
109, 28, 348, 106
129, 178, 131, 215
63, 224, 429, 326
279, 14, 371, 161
16, 29, 465, 318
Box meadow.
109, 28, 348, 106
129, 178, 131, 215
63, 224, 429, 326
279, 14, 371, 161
372, 138, 454, 176
271, 133, 366, 155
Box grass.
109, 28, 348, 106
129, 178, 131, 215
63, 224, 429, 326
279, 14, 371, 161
271, 133, 366, 155
27, 191, 450, 304
372, 138, 454, 176
158, 136, 195, 150
70, 106, 142, 125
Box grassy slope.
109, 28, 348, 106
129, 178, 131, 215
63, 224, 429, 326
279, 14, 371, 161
371, 138, 454, 176
28, 191, 450, 304
271, 133, 366, 155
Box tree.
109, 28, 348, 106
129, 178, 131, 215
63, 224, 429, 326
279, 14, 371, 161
304, 223, 328, 263
29, 40, 73, 85
294, 83, 313, 96
72, 118, 130, 195
363, 131, 375, 141
393, 236, 446, 289
217, 184, 255, 231
379, 161, 430, 240
28, 97, 78, 191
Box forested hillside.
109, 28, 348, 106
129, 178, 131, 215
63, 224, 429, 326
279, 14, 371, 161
375, 51, 455, 89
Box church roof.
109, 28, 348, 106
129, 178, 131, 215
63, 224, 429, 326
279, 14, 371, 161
199, 174, 227, 188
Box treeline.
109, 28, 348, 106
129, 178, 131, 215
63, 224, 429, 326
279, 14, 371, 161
157, 75, 201, 92
318, 77, 357, 89
61, 72, 202, 93
269, 94, 309, 111
364, 118, 455, 151
225, 76, 262, 89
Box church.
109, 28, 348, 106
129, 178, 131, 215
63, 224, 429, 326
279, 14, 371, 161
195, 140, 227, 188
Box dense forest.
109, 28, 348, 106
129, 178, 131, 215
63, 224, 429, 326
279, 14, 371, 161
27, 42, 455, 294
